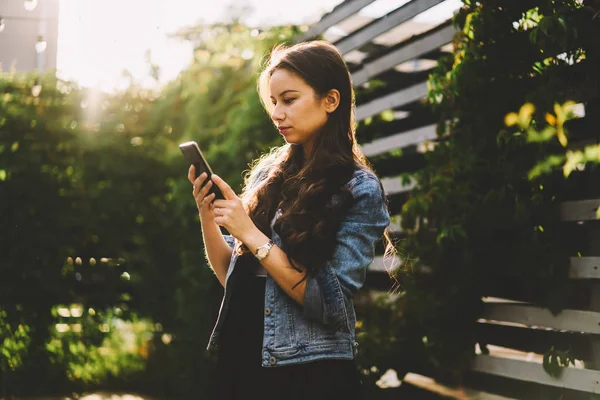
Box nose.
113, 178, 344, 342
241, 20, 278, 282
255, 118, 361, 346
271, 104, 285, 123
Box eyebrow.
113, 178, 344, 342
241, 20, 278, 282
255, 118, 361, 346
270, 90, 300, 99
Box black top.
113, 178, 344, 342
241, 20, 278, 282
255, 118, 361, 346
212, 254, 364, 400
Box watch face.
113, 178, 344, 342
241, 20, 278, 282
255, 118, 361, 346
257, 248, 268, 258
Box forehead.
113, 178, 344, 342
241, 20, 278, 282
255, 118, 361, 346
269, 69, 310, 96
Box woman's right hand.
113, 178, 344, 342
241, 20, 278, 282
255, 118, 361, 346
188, 165, 217, 222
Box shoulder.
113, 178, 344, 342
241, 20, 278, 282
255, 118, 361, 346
342, 166, 388, 216
345, 166, 383, 194
341, 166, 390, 224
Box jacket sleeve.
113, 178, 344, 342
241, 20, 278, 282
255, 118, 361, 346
303, 175, 390, 326
223, 235, 236, 249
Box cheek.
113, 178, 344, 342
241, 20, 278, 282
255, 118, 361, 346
310, 109, 329, 132
296, 102, 327, 129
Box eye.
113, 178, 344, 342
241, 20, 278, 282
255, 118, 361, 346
284, 98, 295, 104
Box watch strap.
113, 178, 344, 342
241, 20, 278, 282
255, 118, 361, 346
255, 240, 275, 260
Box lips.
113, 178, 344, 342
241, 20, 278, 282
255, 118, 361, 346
278, 126, 291, 135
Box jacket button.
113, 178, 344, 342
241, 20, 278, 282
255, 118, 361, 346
264, 308, 271, 316
269, 356, 277, 365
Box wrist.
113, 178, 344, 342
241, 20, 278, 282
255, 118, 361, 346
242, 227, 270, 254
199, 212, 214, 226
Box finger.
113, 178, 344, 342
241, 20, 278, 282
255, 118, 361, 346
192, 173, 208, 197
193, 172, 208, 189
188, 165, 195, 184
188, 164, 197, 184
197, 179, 213, 199
211, 175, 236, 200
201, 193, 215, 208
212, 199, 229, 209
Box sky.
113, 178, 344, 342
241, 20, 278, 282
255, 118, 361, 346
56, 0, 461, 91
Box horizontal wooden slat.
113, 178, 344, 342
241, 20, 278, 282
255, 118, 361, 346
352, 24, 455, 86
481, 303, 600, 334
461, 390, 516, 400
335, 0, 447, 54
381, 175, 417, 195
356, 82, 428, 121
475, 321, 592, 362
296, 0, 377, 42
472, 355, 600, 394
560, 199, 600, 222
362, 123, 437, 157
388, 215, 402, 233
569, 257, 600, 279
369, 255, 401, 272
403, 372, 517, 399
368, 227, 599, 277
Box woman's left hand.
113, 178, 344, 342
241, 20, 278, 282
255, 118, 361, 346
210, 174, 258, 242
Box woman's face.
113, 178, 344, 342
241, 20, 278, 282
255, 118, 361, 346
269, 69, 330, 154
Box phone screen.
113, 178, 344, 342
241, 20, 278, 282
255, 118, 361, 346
179, 141, 224, 200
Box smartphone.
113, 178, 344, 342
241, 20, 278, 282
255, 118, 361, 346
179, 141, 225, 200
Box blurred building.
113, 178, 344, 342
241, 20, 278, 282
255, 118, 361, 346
0, 0, 59, 72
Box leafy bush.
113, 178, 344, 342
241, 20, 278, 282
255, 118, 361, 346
0, 22, 301, 398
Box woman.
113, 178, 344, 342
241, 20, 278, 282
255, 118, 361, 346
187, 40, 393, 400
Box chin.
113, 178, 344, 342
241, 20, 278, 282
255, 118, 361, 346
283, 136, 301, 145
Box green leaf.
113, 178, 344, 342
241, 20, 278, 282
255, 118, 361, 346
563, 150, 584, 177
528, 155, 565, 180
526, 126, 556, 143
380, 110, 394, 122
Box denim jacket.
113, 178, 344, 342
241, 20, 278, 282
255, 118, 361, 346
206, 166, 390, 367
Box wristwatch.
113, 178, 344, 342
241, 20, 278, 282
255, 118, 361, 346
255, 240, 275, 261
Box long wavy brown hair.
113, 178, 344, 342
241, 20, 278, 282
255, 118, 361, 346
240, 40, 396, 280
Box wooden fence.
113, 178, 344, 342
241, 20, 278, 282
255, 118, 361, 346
300, 0, 600, 398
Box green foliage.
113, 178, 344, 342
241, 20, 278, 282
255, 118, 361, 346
385, 0, 600, 383
0, 21, 299, 398
505, 101, 600, 180
0, 68, 179, 395
0, 310, 30, 372
45, 306, 151, 384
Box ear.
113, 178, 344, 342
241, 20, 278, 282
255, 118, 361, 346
323, 89, 340, 114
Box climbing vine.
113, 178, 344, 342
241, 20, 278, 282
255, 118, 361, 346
392, 0, 600, 382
